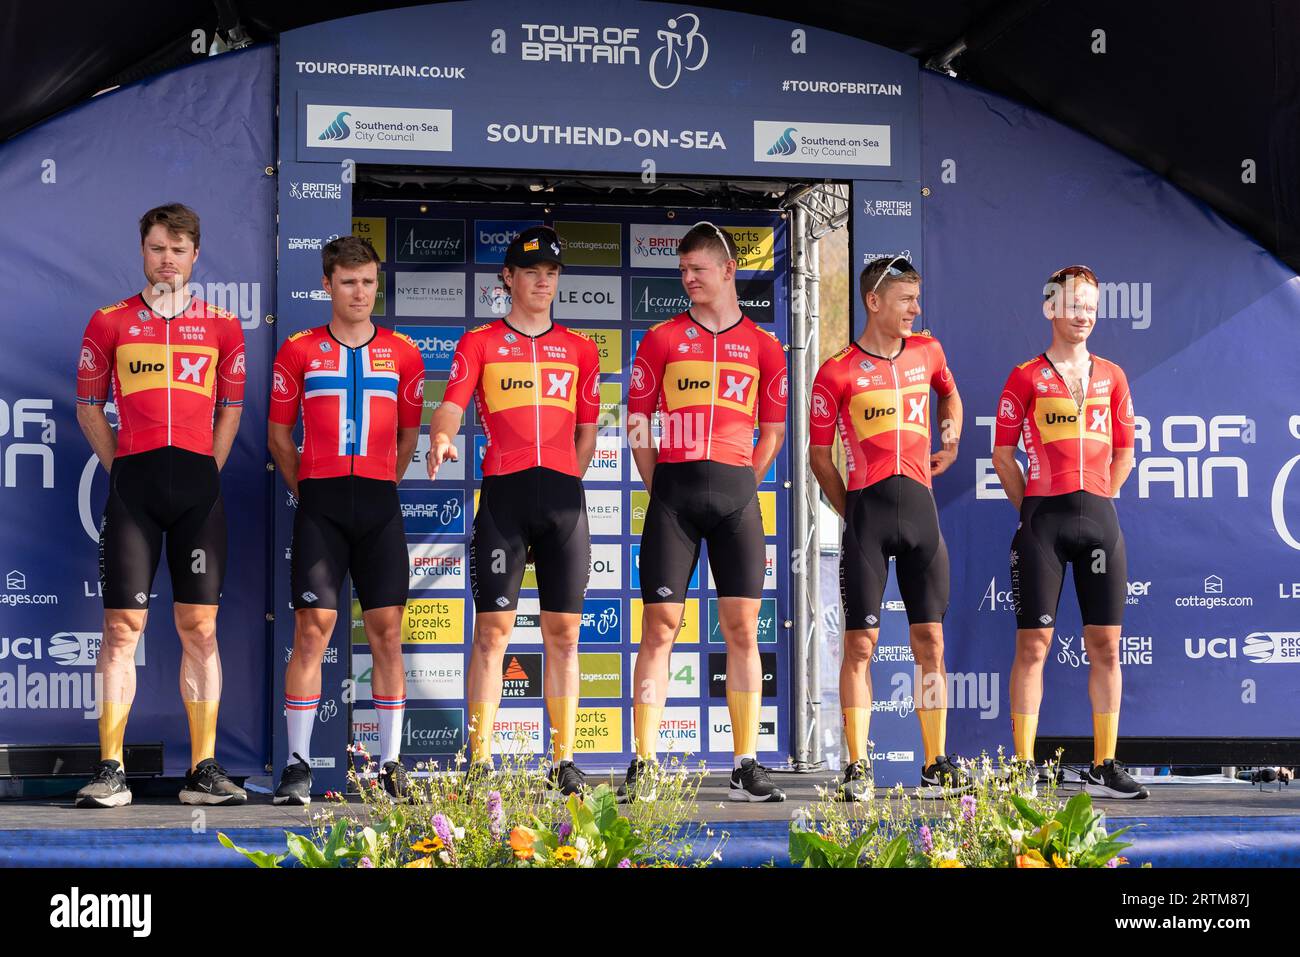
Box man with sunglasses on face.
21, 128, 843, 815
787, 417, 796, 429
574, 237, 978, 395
426, 226, 601, 797
624, 222, 789, 803
810, 256, 969, 800
991, 264, 1146, 799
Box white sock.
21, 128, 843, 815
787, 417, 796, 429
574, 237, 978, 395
734, 753, 756, 770
285, 693, 319, 766
375, 694, 405, 765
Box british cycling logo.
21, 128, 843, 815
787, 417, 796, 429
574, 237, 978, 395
766, 127, 798, 157
317, 110, 352, 142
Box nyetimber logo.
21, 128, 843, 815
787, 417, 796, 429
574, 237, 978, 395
50, 887, 151, 937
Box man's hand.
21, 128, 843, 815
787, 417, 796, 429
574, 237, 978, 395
426, 431, 459, 479
930, 448, 957, 476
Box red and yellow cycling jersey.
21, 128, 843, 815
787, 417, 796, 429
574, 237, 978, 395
994, 353, 1135, 497
76, 294, 246, 458
627, 312, 788, 466
809, 332, 955, 491
442, 319, 601, 478
269, 325, 425, 482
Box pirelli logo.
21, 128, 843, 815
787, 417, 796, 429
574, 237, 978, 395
480, 361, 579, 413
115, 344, 218, 397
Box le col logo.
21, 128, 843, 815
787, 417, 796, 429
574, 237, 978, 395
515, 14, 708, 91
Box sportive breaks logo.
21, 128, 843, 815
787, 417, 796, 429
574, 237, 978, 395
317, 110, 352, 142
766, 127, 798, 157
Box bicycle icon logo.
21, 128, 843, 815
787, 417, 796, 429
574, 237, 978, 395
318, 698, 339, 722
596, 607, 619, 634
438, 499, 462, 525
649, 13, 708, 90
1055, 635, 1086, 668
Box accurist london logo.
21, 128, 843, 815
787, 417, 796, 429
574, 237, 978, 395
766, 127, 798, 157
317, 111, 352, 142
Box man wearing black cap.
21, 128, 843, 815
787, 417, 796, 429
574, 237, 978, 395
426, 226, 601, 795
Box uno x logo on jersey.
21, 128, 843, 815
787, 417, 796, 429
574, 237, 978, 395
809, 333, 955, 491
269, 325, 425, 482
443, 319, 601, 478
994, 354, 1135, 497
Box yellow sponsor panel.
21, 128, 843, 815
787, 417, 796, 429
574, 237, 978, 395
480, 361, 579, 413
574, 706, 623, 753
758, 491, 776, 536
631, 598, 699, 644
598, 382, 622, 429
521, 560, 538, 591
116, 343, 219, 398
351, 217, 387, 260
630, 490, 650, 535
401, 598, 465, 644
351, 598, 365, 643
1033, 397, 1086, 444
724, 225, 775, 272
847, 383, 929, 441
662, 359, 759, 415
373, 270, 387, 317
573, 328, 623, 374
421, 379, 448, 426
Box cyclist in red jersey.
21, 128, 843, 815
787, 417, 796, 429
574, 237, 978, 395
268, 237, 424, 804
623, 223, 789, 803
73, 204, 247, 809
426, 226, 601, 796
811, 257, 969, 799
991, 264, 1145, 799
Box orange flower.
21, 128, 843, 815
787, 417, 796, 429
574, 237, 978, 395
509, 826, 537, 860
1015, 851, 1049, 868
404, 856, 433, 868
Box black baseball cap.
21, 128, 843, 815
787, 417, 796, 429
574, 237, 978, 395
504, 225, 563, 268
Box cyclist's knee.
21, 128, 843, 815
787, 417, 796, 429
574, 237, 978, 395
1014, 629, 1053, 665
843, 630, 877, 667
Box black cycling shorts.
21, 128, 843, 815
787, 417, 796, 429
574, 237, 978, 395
471, 467, 589, 614
98, 446, 227, 609
1011, 491, 1127, 630
640, 460, 765, 603
840, 475, 949, 629
292, 476, 409, 612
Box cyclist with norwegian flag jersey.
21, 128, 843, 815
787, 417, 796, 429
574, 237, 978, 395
267, 236, 425, 806
623, 222, 789, 805
73, 204, 247, 810
991, 264, 1144, 799
426, 225, 601, 797
810, 256, 969, 801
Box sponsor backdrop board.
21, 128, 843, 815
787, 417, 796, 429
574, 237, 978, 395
324, 202, 792, 777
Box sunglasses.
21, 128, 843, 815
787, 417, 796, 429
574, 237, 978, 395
868, 255, 917, 294
694, 221, 734, 258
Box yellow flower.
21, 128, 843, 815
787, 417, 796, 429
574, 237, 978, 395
937, 859, 965, 868
1015, 850, 1049, 868
404, 856, 433, 868
1051, 853, 1069, 868
410, 837, 444, 855
554, 845, 580, 863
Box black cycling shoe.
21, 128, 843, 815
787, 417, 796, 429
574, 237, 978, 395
180, 758, 248, 806
75, 759, 132, 809
838, 758, 874, 802
548, 760, 588, 798
1084, 759, 1149, 799
273, 753, 313, 806
616, 758, 657, 803
729, 758, 786, 803
380, 760, 414, 803
918, 755, 972, 797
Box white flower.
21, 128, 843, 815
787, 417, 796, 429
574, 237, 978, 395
575, 836, 589, 853
438, 851, 451, 865
597, 848, 607, 861
940, 849, 958, 861
1008, 828, 1025, 847
454, 827, 465, 841
579, 855, 593, 867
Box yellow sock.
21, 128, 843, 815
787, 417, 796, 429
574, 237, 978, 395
184, 700, 219, 770
633, 703, 663, 759
726, 689, 761, 758
546, 696, 578, 763
468, 700, 497, 763
917, 708, 947, 767
1011, 712, 1039, 761
842, 707, 870, 763
100, 701, 131, 766
1093, 711, 1119, 766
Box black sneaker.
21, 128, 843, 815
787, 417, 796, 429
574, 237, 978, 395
380, 760, 414, 803
272, 753, 313, 806
918, 755, 972, 797
616, 758, 657, 804
729, 758, 786, 803
75, 759, 132, 809
838, 758, 874, 802
1084, 759, 1149, 799
548, 760, 587, 798
180, 758, 248, 806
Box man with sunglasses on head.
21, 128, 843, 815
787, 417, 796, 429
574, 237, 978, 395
426, 226, 601, 797
810, 256, 969, 800
991, 264, 1146, 799
624, 222, 789, 803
